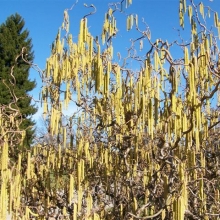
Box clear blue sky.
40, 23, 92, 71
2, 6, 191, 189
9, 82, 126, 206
0, 0, 219, 126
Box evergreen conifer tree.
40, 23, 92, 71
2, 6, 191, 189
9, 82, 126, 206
0, 13, 37, 147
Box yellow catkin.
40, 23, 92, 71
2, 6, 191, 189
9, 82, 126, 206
1, 140, 8, 171
77, 160, 81, 187
199, 3, 204, 19
179, 8, 184, 28
135, 14, 138, 27
154, 50, 158, 71
78, 186, 83, 212
199, 179, 204, 200
172, 94, 176, 113
209, 33, 212, 46
83, 18, 88, 43
26, 151, 31, 179
133, 197, 137, 212
184, 47, 189, 71
214, 12, 219, 28
127, 15, 131, 31
188, 5, 192, 23
0, 178, 7, 219
120, 203, 123, 218
46, 58, 51, 78
81, 159, 85, 180
183, 0, 186, 13
69, 174, 74, 204
143, 168, 147, 188
26, 207, 39, 217
130, 14, 133, 28
148, 99, 153, 138
73, 203, 77, 220
79, 19, 84, 44
86, 193, 93, 216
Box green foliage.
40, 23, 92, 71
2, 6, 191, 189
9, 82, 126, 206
0, 13, 37, 147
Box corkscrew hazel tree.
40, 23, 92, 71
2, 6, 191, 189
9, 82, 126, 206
1, 0, 220, 219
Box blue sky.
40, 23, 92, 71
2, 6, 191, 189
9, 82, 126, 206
0, 0, 219, 127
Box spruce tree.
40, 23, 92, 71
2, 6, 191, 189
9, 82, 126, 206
0, 13, 37, 147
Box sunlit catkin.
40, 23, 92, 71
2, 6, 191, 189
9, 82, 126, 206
69, 174, 74, 204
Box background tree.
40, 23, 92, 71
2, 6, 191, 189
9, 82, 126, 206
0, 13, 37, 147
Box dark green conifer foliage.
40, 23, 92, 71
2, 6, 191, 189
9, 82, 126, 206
0, 13, 37, 147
